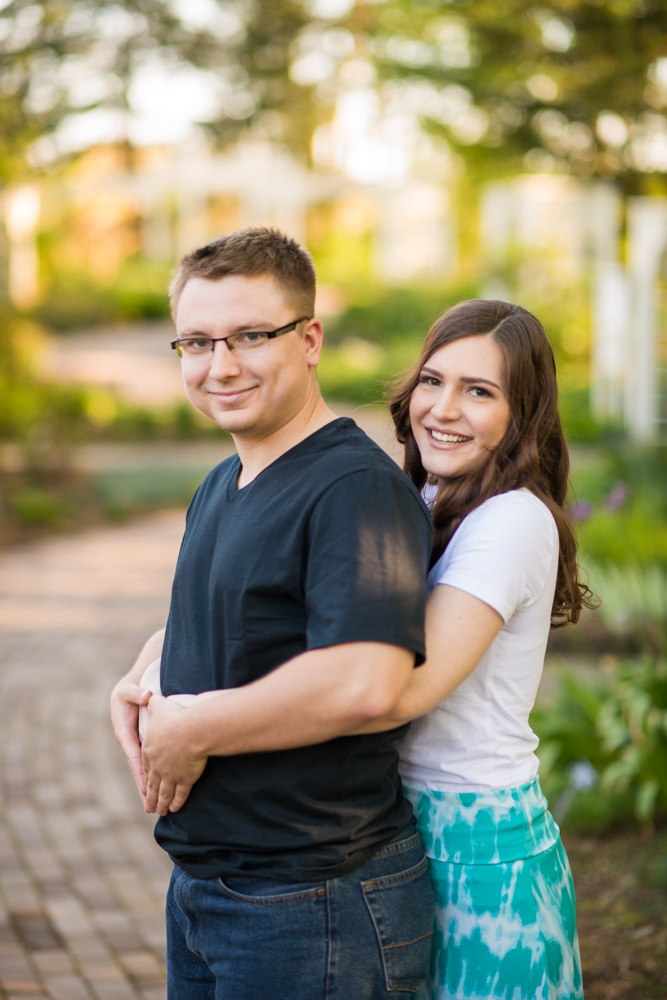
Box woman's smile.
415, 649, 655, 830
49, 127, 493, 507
428, 428, 473, 445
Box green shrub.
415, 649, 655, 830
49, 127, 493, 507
585, 561, 667, 645
597, 657, 667, 822
578, 507, 667, 566
559, 387, 609, 444
11, 489, 68, 524
570, 444, 667, 568
531, 656, 667, 831
95, 466, 210, 516
326, 283, 479, 348
34, 256, 171, 331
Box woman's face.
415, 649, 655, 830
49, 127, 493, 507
409, 334, 511, 481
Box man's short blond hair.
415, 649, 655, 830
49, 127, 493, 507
169, 227, 316, 320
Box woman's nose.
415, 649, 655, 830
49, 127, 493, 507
431, 387, 461, 421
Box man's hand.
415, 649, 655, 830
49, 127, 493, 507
110, 681, 152, 802
141, 695, 208, 816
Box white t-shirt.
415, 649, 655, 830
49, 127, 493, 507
397, 488, 559, 793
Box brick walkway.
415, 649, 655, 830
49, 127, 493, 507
0, 512, 186, 999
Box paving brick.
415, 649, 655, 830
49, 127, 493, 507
91, 982, 138, 1000
137, 989, 166, 1000
40, 973, 93, 999
0, 515, 184, 998
0, 941, 43, 993
31, 951, 73, 976
117, 952, 165, 987
77, 959, 125, 982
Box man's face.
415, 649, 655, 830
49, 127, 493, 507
175, 273, 321, 440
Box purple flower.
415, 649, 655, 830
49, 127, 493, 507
570, 500, 593, 522
604, 482, 629, 512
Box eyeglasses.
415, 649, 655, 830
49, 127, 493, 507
171, 317, 311, 358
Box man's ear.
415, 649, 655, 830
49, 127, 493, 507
304, 319, 324, 368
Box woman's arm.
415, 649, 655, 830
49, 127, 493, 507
350, 585, 504, 733
110, 628, 165, 800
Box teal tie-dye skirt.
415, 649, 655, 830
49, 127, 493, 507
403, 776, 583, 1000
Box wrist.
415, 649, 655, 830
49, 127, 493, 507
177, 702, 214, 758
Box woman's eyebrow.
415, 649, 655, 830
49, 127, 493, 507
420, 366, 501, 390
459, 376, 501, 389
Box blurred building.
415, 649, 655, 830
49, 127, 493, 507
480, 175, 667, 444
0, 137, 456, 314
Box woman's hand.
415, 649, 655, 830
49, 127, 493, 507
110, 681, 153, 801
109, 628, 165, 805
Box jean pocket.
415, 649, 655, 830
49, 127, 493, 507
361, 854, 433, 993
217, 877, 326, 906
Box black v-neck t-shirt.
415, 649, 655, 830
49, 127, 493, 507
154, 418, 433, 882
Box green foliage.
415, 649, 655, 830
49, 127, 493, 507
588, 561, 667, 648
580, 508, 667, 567
598, 658, 667, 823
326, 284, 479, 346
0, 2, 320, 181
2, 0, 663, 191
532, 656, 667, 831
10, 489, 68, 524
95, 467, 210, 519
559, 388, 608, 445
369, 0, 667, 188
35, 257, 171, 331
571, 444, 667, 567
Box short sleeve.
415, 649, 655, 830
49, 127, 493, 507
305, 469, 433, 662
433, 491, 558, 623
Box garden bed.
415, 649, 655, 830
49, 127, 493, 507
566, 828, 667, 998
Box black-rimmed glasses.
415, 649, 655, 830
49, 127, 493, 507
171, 317, 311, 358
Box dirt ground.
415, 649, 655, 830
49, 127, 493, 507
565, 829, 667, 998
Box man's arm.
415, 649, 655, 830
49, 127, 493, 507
141, 640, 414, 816
110, 628, 165, 801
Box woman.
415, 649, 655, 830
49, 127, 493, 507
362, 299, 592, 1000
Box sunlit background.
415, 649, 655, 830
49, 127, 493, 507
1, 1, 667, 969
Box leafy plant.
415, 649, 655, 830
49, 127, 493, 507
10, 489, 68, 524
586, 561, 667, 648
597, 658, 667, 823
532, 656, 667, 831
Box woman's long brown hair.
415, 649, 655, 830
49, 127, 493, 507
389, 299, 595, 627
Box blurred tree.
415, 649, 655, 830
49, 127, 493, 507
0, 0, 319, 183
2, 1, 666, 187
363, 0, 667, 189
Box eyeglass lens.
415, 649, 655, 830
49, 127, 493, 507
179, 331, 271, 355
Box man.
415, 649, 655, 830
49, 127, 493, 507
110, 227, 434, 999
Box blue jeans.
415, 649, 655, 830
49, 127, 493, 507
166, 830, 434, 999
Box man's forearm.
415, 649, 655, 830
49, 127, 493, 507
149, 642, 413, 759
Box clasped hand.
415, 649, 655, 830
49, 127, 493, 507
140, 694, 208, 816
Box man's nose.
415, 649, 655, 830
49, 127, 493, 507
207, 339, 242, 378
